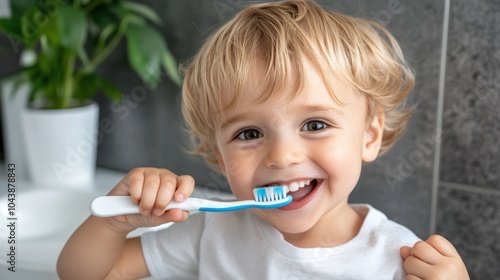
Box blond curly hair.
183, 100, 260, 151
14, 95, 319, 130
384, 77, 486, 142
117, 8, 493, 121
181, 0, 414, 170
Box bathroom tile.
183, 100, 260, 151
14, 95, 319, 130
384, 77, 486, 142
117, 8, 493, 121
436, 186, 500, 279
439, 0, 500, 190
345, 0, 445, 239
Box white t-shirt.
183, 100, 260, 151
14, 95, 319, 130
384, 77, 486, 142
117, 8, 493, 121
141, 204, 420, 279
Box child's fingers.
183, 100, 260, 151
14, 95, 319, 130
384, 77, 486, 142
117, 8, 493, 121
110, 168, 195, 222
147, 209, 189, 226
162, 208, 190, 223
174, 175, 195, 202
409, 240, 443, 265
153, 174, 178, 215
403, 236, 470, 280
137, 169, 165, 215
122, 208, 190, 229
400, 246, 412, 260
122, 168, 147, 203
403, 255, 434, 279
152, 174, 195, 215
425, 234, 458, 258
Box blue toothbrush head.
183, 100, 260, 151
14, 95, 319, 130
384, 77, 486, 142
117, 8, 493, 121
253, 186, 289, 202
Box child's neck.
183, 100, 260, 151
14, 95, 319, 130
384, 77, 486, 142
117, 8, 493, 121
282, 204, 363, 248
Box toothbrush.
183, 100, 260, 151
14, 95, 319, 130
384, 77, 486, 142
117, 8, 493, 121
90, 186, 291, 217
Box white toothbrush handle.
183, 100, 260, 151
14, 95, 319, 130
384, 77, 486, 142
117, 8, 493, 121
90, 196, 261, 217
90, 196, 202, 217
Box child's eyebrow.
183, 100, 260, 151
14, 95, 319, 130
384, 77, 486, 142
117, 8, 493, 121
219, 112, 254, 130
302, 105, 345, 115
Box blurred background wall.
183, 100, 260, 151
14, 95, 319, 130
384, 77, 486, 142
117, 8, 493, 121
0, 0, 498, 278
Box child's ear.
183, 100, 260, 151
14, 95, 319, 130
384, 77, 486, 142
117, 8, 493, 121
213, 146, 227, 176
362, 113, 385, 162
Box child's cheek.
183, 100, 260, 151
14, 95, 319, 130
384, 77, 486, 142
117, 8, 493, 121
225, 158, 248, 178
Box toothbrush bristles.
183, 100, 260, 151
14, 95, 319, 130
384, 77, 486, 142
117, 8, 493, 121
253, 186, 288, 202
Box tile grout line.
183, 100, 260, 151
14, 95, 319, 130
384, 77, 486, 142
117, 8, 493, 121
430, 0, 451, 236
440, 181, 500, 197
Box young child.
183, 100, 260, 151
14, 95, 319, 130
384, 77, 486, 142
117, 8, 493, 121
58, 1, 469, 279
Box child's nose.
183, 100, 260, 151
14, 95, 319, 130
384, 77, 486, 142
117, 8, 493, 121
263, 136, 305, 169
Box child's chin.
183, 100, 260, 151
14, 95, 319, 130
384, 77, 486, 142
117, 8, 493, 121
270, 216, 318, 236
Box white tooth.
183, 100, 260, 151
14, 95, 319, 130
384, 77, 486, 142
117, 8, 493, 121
299, 181, 306, 188
289, 182, 299, 192
306, 179, 312, 185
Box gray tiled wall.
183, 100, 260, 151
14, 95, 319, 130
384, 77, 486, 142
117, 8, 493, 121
437, 0, 500, 278
1, 0, 498, 278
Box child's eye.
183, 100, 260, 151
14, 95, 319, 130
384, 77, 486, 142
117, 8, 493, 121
236, 129, 263, 140
301, 120, 328, 131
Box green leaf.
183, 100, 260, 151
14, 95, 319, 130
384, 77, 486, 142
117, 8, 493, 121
10, 0, 37, 19
37, 48, 55, 75
0, 18, 19, 34
99, 77, 122, 101
106, 1, 126, 20
58, 6, 86, 51
74, 74, 99, 100
74, 74, 122, 101
0, 18, 24, 42
126, 23, 165, 87
39, 10, 60, 47
0, 0, 34, 47
124, 13, 146, 26
26, 67, 49, 102
90, 3, 123, 32
123, 1, 162, 25
162, 50, 181, 86
20, 7, 42, 47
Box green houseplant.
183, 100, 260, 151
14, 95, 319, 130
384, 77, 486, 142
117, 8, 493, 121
0, 0, 180, 109
0, 0, 181, 187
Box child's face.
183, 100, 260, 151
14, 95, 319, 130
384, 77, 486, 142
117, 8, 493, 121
214, 62, 383, 241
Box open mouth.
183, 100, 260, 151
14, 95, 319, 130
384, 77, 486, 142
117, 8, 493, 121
261, 179, 320, 210
285, 179, 318, 202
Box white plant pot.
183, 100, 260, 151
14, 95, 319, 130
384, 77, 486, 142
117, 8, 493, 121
21, 102, 99, 188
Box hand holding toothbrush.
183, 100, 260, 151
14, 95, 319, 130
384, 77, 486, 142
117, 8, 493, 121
58, 167, 197, 280
103, 167, 195, 231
